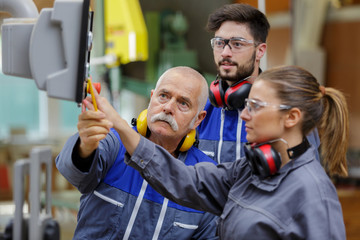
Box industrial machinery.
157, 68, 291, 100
105, 9, 200, 99
104, 0, 148, 67
1, 0, 93, 103
2, 147, 59, 240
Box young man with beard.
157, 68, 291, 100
197, 4, 320, 163
55, 66, 218, 239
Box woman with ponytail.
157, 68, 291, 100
256, 65, 349, 177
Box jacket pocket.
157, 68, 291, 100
94, 190, 124, 207
173, 221, 198, 230
75, 189, 125, 239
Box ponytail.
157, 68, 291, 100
318, 87, 349, 177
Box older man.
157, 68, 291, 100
55, 66, 218, 239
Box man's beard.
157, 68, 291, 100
217, 50, 256, 82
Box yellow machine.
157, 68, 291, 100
104, 0, 148, 67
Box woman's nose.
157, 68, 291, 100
240, 106, 251, 121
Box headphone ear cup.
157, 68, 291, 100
135, 109, 195, 152
244, 143, 282, 177
209, 80, 225, 108
254, 144, 282, 177
178, 129, 196, 152
244, 143, 259, 175
224, 81, 252, 109
136, 109, 148, 137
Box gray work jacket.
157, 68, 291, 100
125, 136, 346, 240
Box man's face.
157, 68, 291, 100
213, 21, 257, 82
147, 71, 202, 142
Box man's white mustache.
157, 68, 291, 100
150, 112, 179, 131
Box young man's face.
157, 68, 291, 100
213, 21, 258, 82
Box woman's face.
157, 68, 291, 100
240, 79, 290, 144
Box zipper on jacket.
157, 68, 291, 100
236, 109, 242, 160
93, 190, 124, 207
152, 198, 169, 240
123, 180, 148, 240
217, 108, 225, 164
173, 222, 198, 230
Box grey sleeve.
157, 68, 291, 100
55, 131, 120, 193
125, 136, 239, 216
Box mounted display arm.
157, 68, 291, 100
0, 0, 38, 18
1, 0, 93, 103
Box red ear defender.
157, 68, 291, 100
244, 138, 310, 178
209, 77, 252, 110
224, 80, 252, 110
244, 143, 282, 178
209, 78, 225, 108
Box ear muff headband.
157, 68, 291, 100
134, 109, 195, 152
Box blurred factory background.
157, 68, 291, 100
0, 0, 360, 239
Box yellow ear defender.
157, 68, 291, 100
132, 109, 196, 152
136, 109, 148, 137
178, 127, 196, 152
